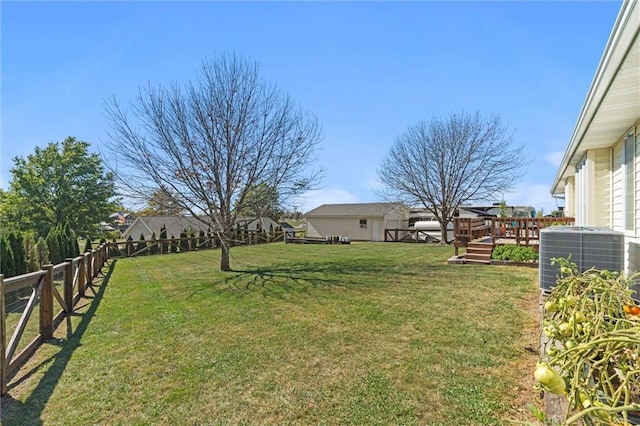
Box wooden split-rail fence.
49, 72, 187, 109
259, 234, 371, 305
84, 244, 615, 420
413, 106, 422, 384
0, 244, 109, 395
0, 230, 299, 395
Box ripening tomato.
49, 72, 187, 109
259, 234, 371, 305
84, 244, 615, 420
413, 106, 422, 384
628, 306, 640, 315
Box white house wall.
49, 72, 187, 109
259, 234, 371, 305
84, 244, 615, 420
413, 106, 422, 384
627, 123, 640, 276
612, 139, 624, 230
306, 217, 383, 241
593, 148, 611, 227
564, 177, 575, 218
608, 121, 640, 276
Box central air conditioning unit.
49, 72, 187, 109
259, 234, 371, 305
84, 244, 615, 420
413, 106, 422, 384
539, 226, 624, 293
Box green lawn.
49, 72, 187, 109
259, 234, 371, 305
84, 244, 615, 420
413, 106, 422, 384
1, 243, 541, 425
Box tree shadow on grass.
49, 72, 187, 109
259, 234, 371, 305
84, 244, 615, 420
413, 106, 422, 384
209, 256, 437, 299
0, 260, 116, 426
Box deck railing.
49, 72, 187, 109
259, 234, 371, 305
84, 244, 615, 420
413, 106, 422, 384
453, 217, 576, 255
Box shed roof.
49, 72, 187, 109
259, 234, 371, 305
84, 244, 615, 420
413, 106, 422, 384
304, 202, 406, 217
123, 216, 213, 239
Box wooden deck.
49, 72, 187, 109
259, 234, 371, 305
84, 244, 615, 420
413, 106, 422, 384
453, 216, 574, 256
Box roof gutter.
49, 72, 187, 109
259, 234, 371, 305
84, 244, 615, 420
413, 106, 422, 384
551, 0, 638, 195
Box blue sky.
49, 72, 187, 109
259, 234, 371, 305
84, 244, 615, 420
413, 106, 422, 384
1, 1, 622, 213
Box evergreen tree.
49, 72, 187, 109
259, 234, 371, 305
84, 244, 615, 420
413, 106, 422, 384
159, 224, 168, 253
62, 222, 75, 259
46, 228, 62, 264
126, 235, 134, 256
8, 231, 28, 275
136, 233, 147, 254
1, 236, 16, 277
24, 233, 39, 272
73, 235, 80, 257
84, 238, 93, 253
55, 225, 67, 261
36, 236, 50, 269
179, 229, 189, 252
170, 234, 178, 253
150, 232, 159, 254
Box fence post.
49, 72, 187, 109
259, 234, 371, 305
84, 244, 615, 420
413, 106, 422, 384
78, 253, 86, 297
41, 265, 54, 340
64, 259, 74, 313
86, 251, 93, 284
1, 274, 7, 395
92, 249, 98, 278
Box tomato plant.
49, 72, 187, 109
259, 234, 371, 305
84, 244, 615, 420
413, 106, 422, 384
536, 258, 640, 425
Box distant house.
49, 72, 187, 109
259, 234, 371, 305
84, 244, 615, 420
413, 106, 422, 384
109, 212, 135, 233
122, 215, 280, 241
550, 0, 639, 276
279, 222, 295, 238
304, 202, 409, 241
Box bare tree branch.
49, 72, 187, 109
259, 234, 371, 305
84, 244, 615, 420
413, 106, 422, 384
377, 111, 525, 243
103, 53, 323, 270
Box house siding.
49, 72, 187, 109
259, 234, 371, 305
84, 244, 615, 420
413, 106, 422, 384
564, 177, 575, 218
612, 140, 624, 231
593, 148, 611, 227
635, 124, 640, 236
306, 217, 379, 240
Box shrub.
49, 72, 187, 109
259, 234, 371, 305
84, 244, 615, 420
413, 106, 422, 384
491, 245, 538, 262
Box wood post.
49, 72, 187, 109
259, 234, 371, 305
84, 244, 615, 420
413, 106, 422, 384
40, 265, 54, 340
78, 253, 86, 297
1, 274, 7, 395
64, 258, 74, 313
91, 249, 98, 278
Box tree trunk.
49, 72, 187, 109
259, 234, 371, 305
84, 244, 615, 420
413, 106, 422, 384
220, 241, 231, 271
440, 222, 449, 246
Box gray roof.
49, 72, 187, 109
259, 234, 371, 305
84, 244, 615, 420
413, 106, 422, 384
305, 202, 406, 217
123, 216, 213, 240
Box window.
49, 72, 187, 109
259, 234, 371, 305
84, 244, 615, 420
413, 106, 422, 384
624, 133, 635, 231
359, 219, 367, 229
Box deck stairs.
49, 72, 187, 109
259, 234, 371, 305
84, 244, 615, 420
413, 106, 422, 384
464, 240, 493, 264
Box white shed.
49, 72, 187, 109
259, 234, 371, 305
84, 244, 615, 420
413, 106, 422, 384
304, 203, 409, 242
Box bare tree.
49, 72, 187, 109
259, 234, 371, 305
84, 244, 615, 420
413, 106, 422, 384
104, 53, 323, 270
377, 111, 525, 243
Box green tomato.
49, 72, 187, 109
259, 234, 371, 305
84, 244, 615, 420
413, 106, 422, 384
544, 300, 558, 312
565, 295, 577, 307
558, 322, 573, 337
565, 340, 576, 350
573, 311, 586, 323
534, 363, 566, 395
